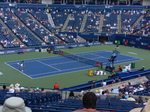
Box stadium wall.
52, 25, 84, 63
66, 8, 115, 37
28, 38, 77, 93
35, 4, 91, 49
0, 42, 101, 55
114, 34, 150, 49
0, 2, 147, 9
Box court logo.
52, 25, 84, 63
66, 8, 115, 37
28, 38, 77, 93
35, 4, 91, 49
141, 42, 148, 46
130, 41, 136, 44
0, 51, 5, 54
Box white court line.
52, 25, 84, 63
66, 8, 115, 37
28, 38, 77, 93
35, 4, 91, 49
48, 60, 80, 66
5, 55, 65, 63
0, 72, 3, 75
30, 64, 92, 77
36, 60, 62, 71
128, 52, 137, 55
4, 62, 33, 79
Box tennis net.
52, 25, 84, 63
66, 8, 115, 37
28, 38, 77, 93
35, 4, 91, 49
59, 50, 102, 67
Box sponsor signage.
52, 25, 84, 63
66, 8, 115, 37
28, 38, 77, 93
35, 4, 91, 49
0, 48, 35, 55
54, 42, 100, 49
104, 42, 113, 45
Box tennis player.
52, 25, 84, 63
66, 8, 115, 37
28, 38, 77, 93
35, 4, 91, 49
17, 60, 25, 71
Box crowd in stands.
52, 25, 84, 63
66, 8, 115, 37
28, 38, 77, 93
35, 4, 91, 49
0, 74, 150, 112
0, 6, 149, 48
86, 79, 150, 102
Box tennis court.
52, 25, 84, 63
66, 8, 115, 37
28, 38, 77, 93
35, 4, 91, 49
6, 51, 142, 79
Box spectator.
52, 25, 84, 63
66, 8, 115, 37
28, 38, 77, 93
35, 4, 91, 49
15, 83, 20, 93
125, 92, 129, 99
130, 99, 150, 112
126, 95, 136, 101
7, 84, 15, 93
54, 83, 59, 90
20, 87, 26, 93
100, 91, 107, 100
2, 85, 7, 92
41, 88, 46, 93
137, 96, 143, 104
0, 97, 32, 112
118, 92, 124, 99
101, 80, 107, 86
138, 66, 145, 71
120, 95, 126, 101
73, 92, 98, 112
91, 81, 96, 88
143, 97, 149, 105
118, 65, 123, 71
69, 91, 75, 99
35, 87, 40, 93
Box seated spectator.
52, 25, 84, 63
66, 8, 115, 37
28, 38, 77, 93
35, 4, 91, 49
91, 81, 96, 88
69, 91, 75, 99
0, 97, 32, 112
120, 95, 126, 101
126, 95, 136, 101
105, 89, 110, 94
73, 92, 98, 112
15, 83, 20, 93
138, 66, 145, 71
118, 77, 122, 82
125, 92, 129, 99
41, 88, 46, 93
111, 88, 119, 94
143, 97, 149, 105
54, 83, 59, 90
108, 72, 116, 78
136, 96, 143, 104
118, 92, 124, 99
2, 85, 7, 92
35, 87, 40, 93
112, 78, 117, 83
95, 90, 100, 99
118, 65, 123, 71
101, 80, 107, 86
100, 91, 107, 100
130, 99, 150, 112
20, 87, 27, 93
7, 84, 15, 93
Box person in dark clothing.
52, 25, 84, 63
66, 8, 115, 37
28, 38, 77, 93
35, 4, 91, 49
138, 66, 145, 71
69, 91, 75, 99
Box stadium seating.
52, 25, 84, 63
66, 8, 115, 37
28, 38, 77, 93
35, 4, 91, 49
60, 70, 150, 91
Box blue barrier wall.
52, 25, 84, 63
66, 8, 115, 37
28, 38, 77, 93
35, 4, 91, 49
115, 34, 150, 49
0, 3, 147, 9
0, 47, 35, 55
0, 42, 100, 55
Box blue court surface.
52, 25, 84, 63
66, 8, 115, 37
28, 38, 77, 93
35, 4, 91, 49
6, 51, 142, 79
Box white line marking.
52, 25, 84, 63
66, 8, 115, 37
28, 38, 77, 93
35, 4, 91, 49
0, 72, 3, 75
128, 52, 137, 55
36, 60, 61, 71
30, 65, 92, 77
4, 62, 33, 79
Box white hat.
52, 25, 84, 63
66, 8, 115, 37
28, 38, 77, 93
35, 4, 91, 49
20, 87, 25, 90
15, 83, 20, 87
9, 84, 14, 88
130, 100, 150, 112
0, 97, 32, 112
